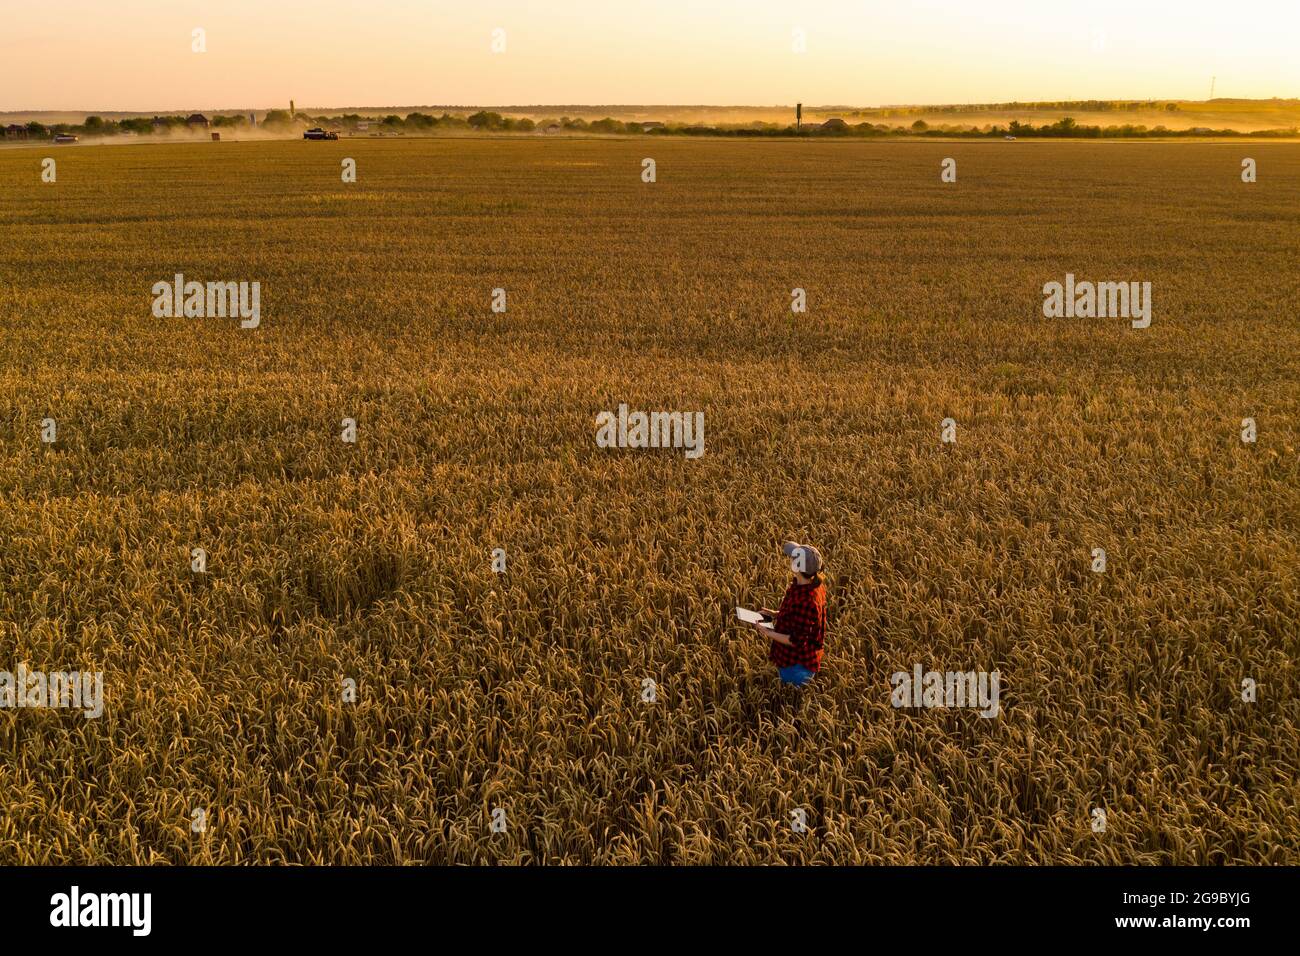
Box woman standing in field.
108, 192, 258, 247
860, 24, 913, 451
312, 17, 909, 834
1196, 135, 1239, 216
752, 541, 828, 688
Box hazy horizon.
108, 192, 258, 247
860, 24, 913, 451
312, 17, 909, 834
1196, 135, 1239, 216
7, 97, 1300, 117
3, 1, 1297, 113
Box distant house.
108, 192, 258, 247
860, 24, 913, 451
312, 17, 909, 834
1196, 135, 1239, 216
544, 124, 561, 134
4, 124, 29, 140
1191, 127, 1213, 134
186, 113, 210, 130
819, 118, 849, 132
631, 121, 664, 132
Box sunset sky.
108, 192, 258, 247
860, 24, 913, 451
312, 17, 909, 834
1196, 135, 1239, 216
3, 0, 1298, 111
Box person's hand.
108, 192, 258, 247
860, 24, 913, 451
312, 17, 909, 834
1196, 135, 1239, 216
752, 621, 771, 636
760, 607, 777, 618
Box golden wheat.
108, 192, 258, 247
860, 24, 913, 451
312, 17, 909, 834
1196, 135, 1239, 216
0, 138, 1296, 863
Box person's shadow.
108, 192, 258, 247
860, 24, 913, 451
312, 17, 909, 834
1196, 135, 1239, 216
737, 673, 807, 735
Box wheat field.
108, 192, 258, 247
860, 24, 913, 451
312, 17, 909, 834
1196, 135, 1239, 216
0, 138, 1297, 864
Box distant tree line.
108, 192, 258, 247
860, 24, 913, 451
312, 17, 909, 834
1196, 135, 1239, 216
853, 100, 1190, 118
9, 111, 1299, 140
288, 112, 1300, 138
12, 114, 256, 138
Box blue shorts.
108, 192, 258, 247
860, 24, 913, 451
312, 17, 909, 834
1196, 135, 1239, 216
777, 664, 816, 687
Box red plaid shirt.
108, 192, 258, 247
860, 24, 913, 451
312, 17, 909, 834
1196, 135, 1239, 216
769, 576, 827, 671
